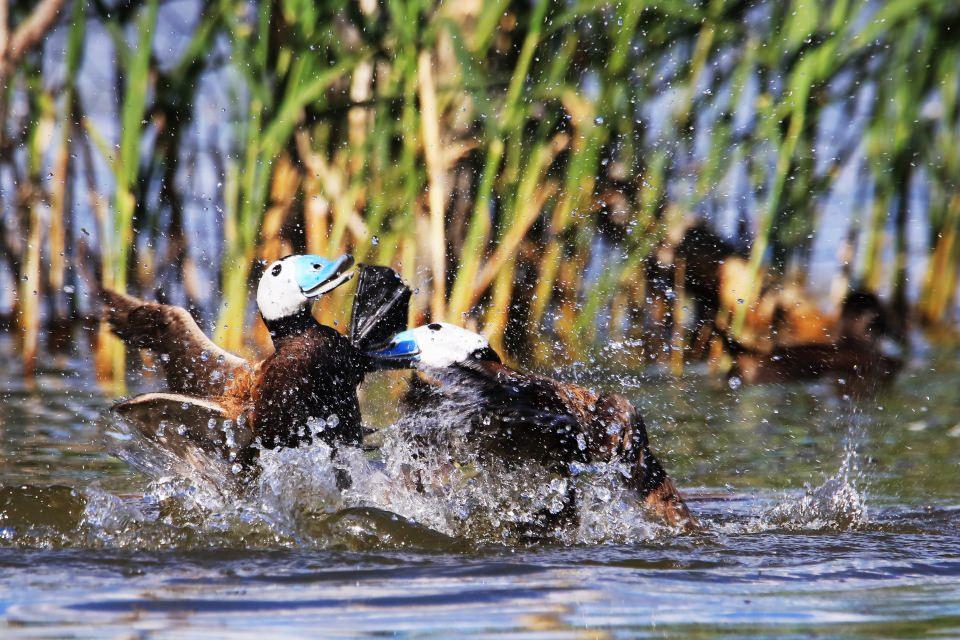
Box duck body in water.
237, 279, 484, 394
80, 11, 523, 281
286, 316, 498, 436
103, 256, 410, 470
368, 323, 693, 527
723, 291, 902, 389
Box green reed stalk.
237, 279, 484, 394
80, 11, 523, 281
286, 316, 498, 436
483, 137, 557, 347
215, 0, 363, 351
11, 0, 960, 366
731, 0, 823, 336
18, 80, 50, 379
528, 99, 601, 330
570, 152, 666, 345
447, 0, 549, 322
85, 0, 157, 386
48, 0, 85, 314
920, 52, 960, 325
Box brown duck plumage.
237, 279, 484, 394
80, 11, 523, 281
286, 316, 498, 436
401, 358, 693, 528
103, 290, 368, 467
723, 290, 902, 389
102, 264, 411, 474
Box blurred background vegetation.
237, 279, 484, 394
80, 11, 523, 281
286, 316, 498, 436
1, 0, 959, 383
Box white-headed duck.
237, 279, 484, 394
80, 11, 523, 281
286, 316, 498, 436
367, 323, 693, 527
103, 257, 410, 472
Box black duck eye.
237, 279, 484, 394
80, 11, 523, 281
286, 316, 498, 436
470, 346, 501, 363
271, 263, 282, 277
428, 323, 442, 331
313, 263, 322, 269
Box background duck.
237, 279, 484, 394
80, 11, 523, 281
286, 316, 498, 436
367, 323, 693, 528
104, 256, 410, 474
650, 222, 861, 356
721, 290, 902, 390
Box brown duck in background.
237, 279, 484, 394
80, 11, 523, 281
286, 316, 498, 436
650, 222, 837, 355
649, 222, 904, 390
721, 291, 902, 389
367, 323, 694, 528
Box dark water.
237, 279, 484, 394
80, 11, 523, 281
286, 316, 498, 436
1, 338, 959, 638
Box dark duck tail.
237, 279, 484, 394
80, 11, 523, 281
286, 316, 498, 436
349, 264, 412, 356
619, 408, 695, 528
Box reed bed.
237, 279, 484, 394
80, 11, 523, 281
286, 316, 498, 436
1, 0, 960, 382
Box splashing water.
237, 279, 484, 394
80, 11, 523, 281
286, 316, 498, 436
764, 439, 867, 531
83, 400, 680, 549
7, 351, 960, 638
79, 379, 889, 550
710, 425, 869, 537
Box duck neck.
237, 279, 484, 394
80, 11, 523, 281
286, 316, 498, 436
263, 307, 317, 344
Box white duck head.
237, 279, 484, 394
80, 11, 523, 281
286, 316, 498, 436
367, 322, 501, 369
256, 253, 354, 323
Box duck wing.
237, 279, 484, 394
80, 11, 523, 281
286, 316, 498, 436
435, 362, 587, 465
113, 392, 256, 466
348, 265, 411, 351
101, 289, 249, 395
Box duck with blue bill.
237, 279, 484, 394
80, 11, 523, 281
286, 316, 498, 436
102, 255, 411, 479
367, 322, 694, 528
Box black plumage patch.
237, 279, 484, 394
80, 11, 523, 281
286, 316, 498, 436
469, 346, 501, 363
256, 323, 366, 450
349, 265, 412, 350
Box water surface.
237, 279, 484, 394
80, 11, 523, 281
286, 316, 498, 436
1, 340, 958, 638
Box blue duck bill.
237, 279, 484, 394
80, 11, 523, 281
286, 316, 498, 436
369, 333, 420, 359
288, 254, 354, 296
